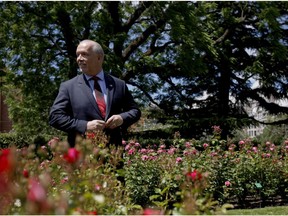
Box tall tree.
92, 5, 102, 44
0, 1, 287, 139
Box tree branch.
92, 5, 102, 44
56, 8, 78, 78
214, 7, 246, 45
82, 2, 98, 40
214, 29, 230, 44
143, 40, 177, 56
127, 80, 161, 108
122, 19, 166, 61
122, 2, 154, 33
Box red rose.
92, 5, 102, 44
186, 170, 202, 181
23, 169, 29, 178
86, 132, 95, 139
0, 149, 12, 173
63, 148, 80, 164
86, 211, 97, 215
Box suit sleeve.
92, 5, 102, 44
49, 83, 87, 134
119, 84, 141, 129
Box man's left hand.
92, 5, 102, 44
105, 115, 123, 129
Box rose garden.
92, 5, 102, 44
1, 126, 288, 215
1, 1, 288, 215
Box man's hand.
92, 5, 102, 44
87, 120, 106, 131
105, 115, 123, 129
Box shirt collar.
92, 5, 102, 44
84, 70, 104, 81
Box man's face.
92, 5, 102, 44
76, 42, 102, 75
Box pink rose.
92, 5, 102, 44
143, 208, 162, 215
203, 143, 209, 149
141, 155, 149, 161
176, 157, 182, 163
225, 181, 231, 187
239, 140, 245, 145
27, 179, 46, 202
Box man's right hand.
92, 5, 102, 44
87, 120, 106, 131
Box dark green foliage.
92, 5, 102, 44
257, 124, 288, 145
0, 2, 287, 139
124, 157, 161, 205
0, 133, 31, 149
0, 132, 66, 149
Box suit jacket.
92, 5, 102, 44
49, 73, 141, 147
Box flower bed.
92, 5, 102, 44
1, 127, 288, 214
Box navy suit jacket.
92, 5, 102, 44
49, 73, 141, 147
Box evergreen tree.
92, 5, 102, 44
0, 2, 287, 139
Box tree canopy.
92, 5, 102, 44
0, 1, 287, 139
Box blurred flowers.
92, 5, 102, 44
186, 170, 202, 181
1, 126, 287, 214
63, 148, 80, 164
0, 148, 12, 173
143, 208, 163, 215
23, 169, 29, 178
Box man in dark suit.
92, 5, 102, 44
49, 39, 141, 147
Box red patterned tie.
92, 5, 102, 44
91, 76, 106, 118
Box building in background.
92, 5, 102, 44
243, 101, 266, 138
243, 96, 288, 138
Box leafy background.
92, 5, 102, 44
0, 1, 287, 140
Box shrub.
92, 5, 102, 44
2, 126, 288, 214
0, 133, 31, 148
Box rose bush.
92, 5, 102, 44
0, 126, 288, 214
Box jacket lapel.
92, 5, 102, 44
104, 74, 114, 120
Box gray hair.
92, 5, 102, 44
80, 39, 104, 56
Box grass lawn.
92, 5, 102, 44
226, 205, 288, 215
